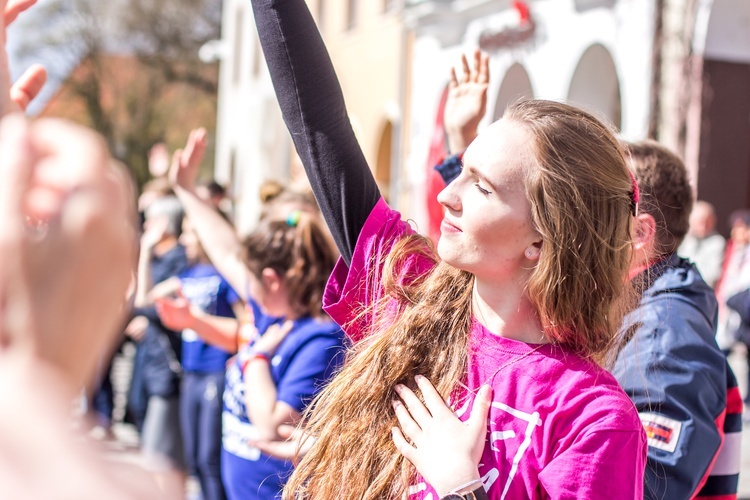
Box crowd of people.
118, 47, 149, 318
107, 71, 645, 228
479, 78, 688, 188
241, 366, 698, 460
0, 0, 748, 499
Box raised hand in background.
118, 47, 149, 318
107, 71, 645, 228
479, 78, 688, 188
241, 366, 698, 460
0, 0, 46, 116
444, 49, 489, 154
169, 127, 256, 304
169, 127, 207, 191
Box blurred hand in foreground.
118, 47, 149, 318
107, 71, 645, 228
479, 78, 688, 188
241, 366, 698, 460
0, 114, 137, 391
0, 115, 170, 499
250, 424, 316, 462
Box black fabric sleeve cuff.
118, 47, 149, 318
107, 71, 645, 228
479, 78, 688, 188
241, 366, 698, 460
434, 151, 464, 185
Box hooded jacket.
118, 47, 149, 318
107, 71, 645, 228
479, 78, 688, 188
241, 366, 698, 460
613, 254, 741, 500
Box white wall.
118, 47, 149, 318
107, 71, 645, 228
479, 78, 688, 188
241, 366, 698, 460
214, 0, 289, 236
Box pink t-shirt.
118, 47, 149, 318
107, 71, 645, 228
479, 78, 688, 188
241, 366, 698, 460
324, 199, 647, 500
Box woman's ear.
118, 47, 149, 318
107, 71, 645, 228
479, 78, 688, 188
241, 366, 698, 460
524, 240, 542, 261
261, 267, 283, 293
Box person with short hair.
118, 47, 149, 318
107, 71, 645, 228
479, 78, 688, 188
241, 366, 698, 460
126, 194, 189, 486
718, 210, 750, 421
679, 201, 726, 288
613, 141, 741, 500
716, 210, 750, 354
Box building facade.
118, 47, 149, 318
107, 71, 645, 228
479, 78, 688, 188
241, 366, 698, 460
401, 0, 750, 235
212, 0, 406, 234
213, 0, 750, 235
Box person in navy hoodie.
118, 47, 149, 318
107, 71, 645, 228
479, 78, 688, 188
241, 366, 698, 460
612, 141, 741, 500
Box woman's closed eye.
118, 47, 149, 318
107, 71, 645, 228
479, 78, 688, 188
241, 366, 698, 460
474, 183, 491, 195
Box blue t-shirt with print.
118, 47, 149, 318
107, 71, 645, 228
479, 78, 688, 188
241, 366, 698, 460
221, 300, 346, 500
179, 263, 238, 373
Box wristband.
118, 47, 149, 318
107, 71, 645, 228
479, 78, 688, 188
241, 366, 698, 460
440, 479, 486, 500
441, 486, 486, 500
241, 351, 271, 371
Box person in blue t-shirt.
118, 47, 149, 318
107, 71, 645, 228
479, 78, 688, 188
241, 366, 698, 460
154, 217, 240, 500
156, 128, 346, 500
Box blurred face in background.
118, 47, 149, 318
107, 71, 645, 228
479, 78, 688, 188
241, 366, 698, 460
731, 220, 750, 246
688, 203, 716, 239
179, 219, 207, 264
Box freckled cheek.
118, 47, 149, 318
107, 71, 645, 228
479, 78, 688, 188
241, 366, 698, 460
474, 215, 527, 240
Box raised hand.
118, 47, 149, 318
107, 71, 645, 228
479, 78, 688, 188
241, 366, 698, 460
169, 127, 207, 190
444, 49, 489, 153
0, 0, 47, 116
391, 376, 492, 497
0, 115, 137, 389
4, 0, 37, 24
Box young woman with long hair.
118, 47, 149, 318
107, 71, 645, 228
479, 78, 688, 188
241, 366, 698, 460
156, 130, 346, 499
248, 1, 647, 498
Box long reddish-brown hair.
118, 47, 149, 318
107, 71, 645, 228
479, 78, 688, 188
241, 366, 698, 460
284, 100, 635, 498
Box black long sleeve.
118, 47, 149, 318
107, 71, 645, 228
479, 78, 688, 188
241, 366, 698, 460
250, 0, 381, 265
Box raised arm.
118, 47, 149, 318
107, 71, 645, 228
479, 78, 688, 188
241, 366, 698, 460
242, 321, 302, 440
444, 50, 489, 154
434, 51, 490, 186
250, 0, 379, 265
169, 129, 253, 303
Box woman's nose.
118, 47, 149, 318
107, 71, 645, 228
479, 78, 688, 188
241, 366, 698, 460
437, 181, 461, 213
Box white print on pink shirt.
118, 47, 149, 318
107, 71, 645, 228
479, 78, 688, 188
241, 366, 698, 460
487, 402, 543, 499
409, 399, 543, 500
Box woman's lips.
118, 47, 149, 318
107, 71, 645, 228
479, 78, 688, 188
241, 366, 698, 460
440, 217, 462, 234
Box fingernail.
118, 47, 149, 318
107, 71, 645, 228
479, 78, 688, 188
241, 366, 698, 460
414, 375, 424, 383
394, 384, 404, 394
